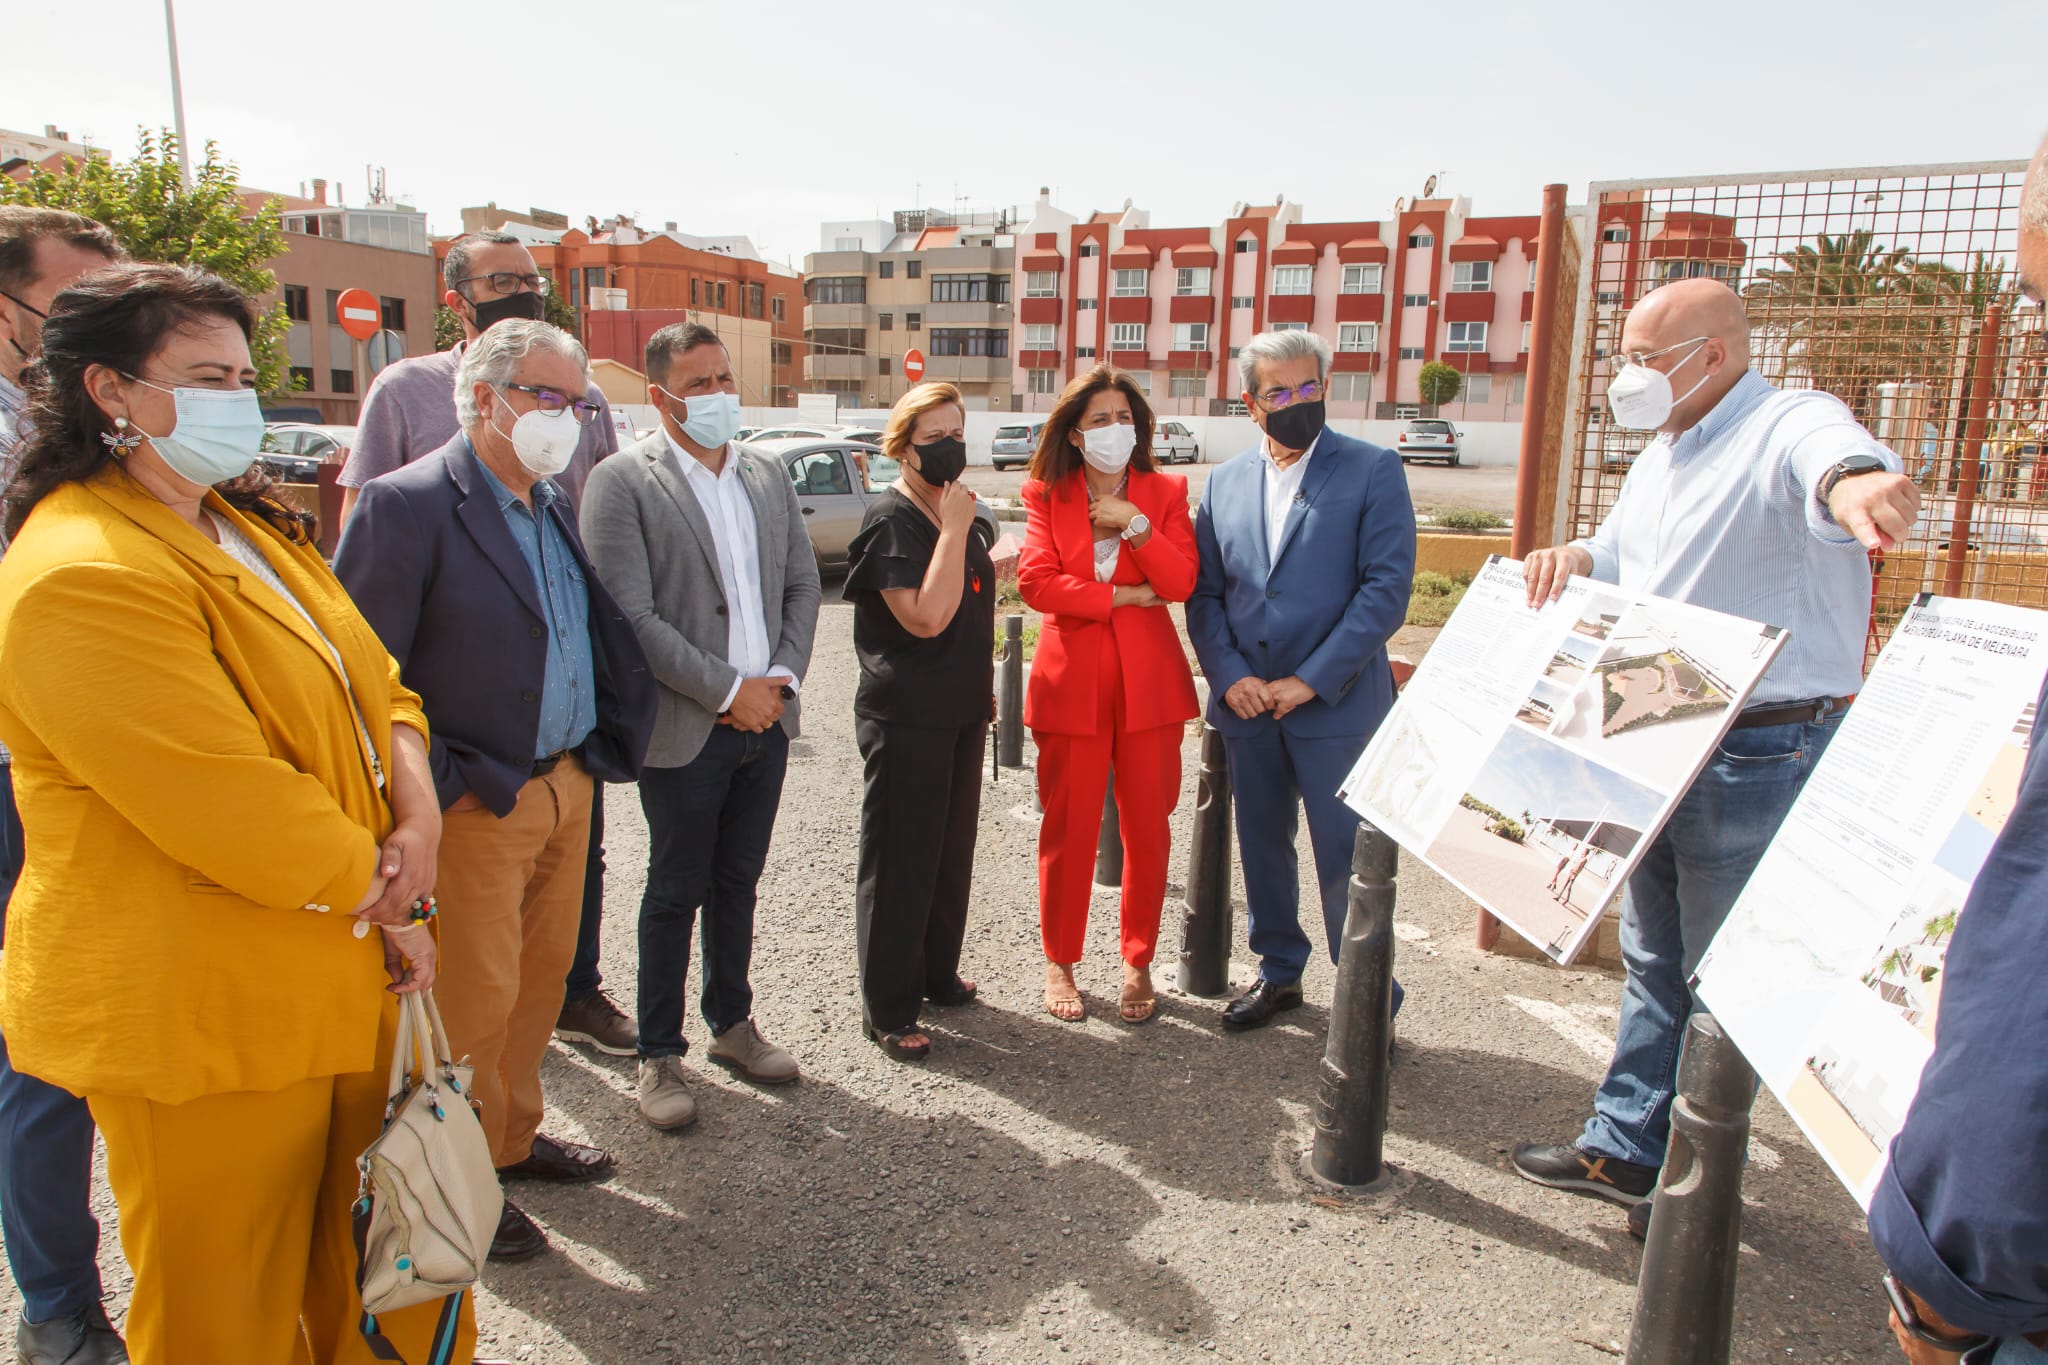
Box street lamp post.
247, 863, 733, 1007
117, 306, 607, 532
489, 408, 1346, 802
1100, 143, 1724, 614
163, 0, 193, 186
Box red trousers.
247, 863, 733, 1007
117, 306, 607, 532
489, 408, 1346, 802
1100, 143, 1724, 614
1033, 633, 1184, 967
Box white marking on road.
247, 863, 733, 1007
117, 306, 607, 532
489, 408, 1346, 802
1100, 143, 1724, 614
1393, 921, 1432, 942
1508, 994, 1616, 1061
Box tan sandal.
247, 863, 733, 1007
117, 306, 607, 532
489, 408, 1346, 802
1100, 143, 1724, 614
1045, 964, 1085, 1023
1119, 964, 1156, 1024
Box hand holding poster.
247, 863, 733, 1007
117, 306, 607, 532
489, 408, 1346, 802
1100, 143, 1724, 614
1694, 595, 2047, 1207
1338, 557, 1786, 963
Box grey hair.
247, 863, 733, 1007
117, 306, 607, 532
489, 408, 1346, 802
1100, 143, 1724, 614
443, 229, 523, 296
2025, 135, 2048, 239
1238, 329, 1332, 396
453, 319, 588, 428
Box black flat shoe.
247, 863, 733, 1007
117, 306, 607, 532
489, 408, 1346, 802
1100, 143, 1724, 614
1220, 978, 1304, 1032
926, 978, 978, 1007
864, 1023, 932, 1061
488, 1197, 548, 1262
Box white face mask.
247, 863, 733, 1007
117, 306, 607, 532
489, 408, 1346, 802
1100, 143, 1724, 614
1079, 422, 1137, 474
1606, 339, 1711, 431
491, 390, 580, 476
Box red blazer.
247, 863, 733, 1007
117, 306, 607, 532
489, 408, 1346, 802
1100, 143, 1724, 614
1018, 468, 1200, 737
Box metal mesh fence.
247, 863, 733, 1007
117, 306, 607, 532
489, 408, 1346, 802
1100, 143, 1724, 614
1557, 162, 2037, 660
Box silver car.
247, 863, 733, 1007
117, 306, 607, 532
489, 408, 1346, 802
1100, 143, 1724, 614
755, 438, 999, 572
990, 420, 1045, 471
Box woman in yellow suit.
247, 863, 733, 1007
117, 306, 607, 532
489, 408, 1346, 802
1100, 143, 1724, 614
0, 265, 480, 1363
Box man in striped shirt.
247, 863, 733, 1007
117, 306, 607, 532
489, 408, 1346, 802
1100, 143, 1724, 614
1508, 278, 1921, 1211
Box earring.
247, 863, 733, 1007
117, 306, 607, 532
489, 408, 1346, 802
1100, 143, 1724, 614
100, 416, 144, 454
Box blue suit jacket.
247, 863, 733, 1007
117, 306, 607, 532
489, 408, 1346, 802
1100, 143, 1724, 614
334, 435, 657, 816
1186, 428, 1415, 739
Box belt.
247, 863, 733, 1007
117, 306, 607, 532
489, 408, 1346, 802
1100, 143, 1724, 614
1733, 694, 1854, 730
531, 749, 570, 777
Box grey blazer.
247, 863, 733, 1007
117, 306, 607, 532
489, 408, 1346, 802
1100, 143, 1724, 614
580, 430, 821, 768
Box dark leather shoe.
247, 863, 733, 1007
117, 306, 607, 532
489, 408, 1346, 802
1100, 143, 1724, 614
497, 1131, 616, 1184
1221, 978, 1304, 1031
17, 1301, 129, 1364
489, 1197, 548, 1262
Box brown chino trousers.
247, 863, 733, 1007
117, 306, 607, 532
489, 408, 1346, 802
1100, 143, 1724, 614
435, 755, 594, 1168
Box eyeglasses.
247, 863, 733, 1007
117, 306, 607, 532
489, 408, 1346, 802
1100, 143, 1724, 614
455, 272, 551, 297
500, 383, 600, 424
0, 288, 47, 320
1611, 336, 1708, 372
1255, 380, 1326, 410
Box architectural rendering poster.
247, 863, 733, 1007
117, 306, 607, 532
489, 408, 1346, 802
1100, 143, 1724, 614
1338, 557, 1786, 964
1695, 596, 2046, 1208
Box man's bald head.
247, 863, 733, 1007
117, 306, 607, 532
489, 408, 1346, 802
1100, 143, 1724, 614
1613, 278, 1752, 435
2017, 135, 2048, 305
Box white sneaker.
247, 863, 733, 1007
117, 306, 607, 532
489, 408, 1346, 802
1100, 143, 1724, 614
636, 1056, 699, 1130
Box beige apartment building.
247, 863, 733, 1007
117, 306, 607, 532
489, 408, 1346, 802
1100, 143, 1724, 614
802, 208, 1017, 410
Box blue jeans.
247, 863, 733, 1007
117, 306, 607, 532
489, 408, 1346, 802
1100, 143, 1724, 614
1223, 726, 1403, 1015
1581, 717, 1837, 1165
564, 781, 606, 1000
0, 762, 105, 1323
1992, 1339, 2048, 1364
635, 725, 789, 1057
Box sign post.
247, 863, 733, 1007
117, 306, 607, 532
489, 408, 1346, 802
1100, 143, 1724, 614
334, 288, 381, 416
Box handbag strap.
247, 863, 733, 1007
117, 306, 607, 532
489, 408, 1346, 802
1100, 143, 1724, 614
350, 1195, 469, 1364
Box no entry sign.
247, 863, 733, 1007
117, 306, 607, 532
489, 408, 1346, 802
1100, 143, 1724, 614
335, 288, 381, 342
903, 349, 926, 384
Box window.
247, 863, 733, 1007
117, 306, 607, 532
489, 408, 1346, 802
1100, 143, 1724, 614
1226, 346, 1241, 359
1450, 261, 1492, 292
931, 273, 1009, 303
1223, 399, 1248, 415
1110, 323, 1145, 351
1112, 268, 1148, 297
746, 283, 764, 318
771, 341, 792, 366
1125, 370, 1151, 394
1595, 290, 1623, 306
791, 450, 852, 496
878, 261, 894, 279
1022, 324, 1055, 350
1272, 265, 1311, 295
1398, 346, 1424, 360
1446, 321, 1488, 351
1521, 321, 1532, 352
1602, 223, 1629, 243
1076, 346, 1096, 359
714, 282, 728, 311
690, 278, 700, 308
906, 260, 922, 278
1525, 268, 1539, 292
1395, 404, 1420, 419
879, 312, 893, 331
803, 328, 867, 353
1174, 266, 1210, 295
1407, 231, 1433, 248
283, 285, 310, 322
1234, 238, 1255, 253
330, 368, 355, 394
1079, 242, 1099, 258
1172, 322, 1208, 351
1338, 323, 1378, 352
1508, 373, 1527, 405
1331, 373, 1374, 402
1230, 295, 1254, 309
583, 266, 606, 301
1025, 271, 1059, 297
1649, 260, 1739, 285
771, 297, 785, 322
1341, 264, 1382, 294
1271, 321, 1308, 333
878, 357, 892, 376
1076, 298, 1098, 310
807, 276, 865, 304
1463, 374, 1492, 404
1169, 370, 1204, 398
1402, 293, 1429, 307
289, 365, 314, 390
379, 296, 406, 331
928, 327, 1007, 357
1027, 369, 1059, 395
906, 311, 921, 332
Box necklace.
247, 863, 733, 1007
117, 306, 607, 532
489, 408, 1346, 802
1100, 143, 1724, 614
1084, 470, 1128, 506
903, 478, 943, 525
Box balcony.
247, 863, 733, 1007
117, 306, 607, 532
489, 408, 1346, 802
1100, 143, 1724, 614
1107, 296, 1152, 324
1019, 297, 1063, 325
1330, 351, 1381, 374
1166, 349, 1212, 370
1440, 350, 1492, 374
1335, 294, 1384, 323
1016, 349, 1062, 370
1443, 292, 1494, 324
1168, 295, 1214, 324
1267, 294, 1314, 324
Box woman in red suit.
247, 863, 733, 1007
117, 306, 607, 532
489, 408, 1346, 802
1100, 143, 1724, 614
1019, 365, 1199, 1024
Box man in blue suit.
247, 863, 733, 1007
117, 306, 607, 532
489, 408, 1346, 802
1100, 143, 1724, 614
1188, 329, 1416, 1030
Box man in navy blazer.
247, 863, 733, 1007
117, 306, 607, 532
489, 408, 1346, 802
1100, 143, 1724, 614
1188, 329, 1416, 1030
334, 320, 655, 1263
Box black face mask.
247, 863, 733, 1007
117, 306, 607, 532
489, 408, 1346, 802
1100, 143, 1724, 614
912, 435, 966, 485
1264, 399, 1326, 452
467, 290, 548, 333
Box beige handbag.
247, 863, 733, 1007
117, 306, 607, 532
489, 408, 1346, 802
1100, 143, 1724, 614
351, 990, 502, 1362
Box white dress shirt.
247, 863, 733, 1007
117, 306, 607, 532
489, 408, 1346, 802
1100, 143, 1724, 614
665, 432, 794, 712
1259, 428, 1322, 560
1575, 368, 1900, 703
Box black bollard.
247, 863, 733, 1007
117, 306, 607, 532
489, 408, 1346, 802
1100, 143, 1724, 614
1094, 775, 1123, 888
1307, 821, 1399, 1191
1176, 723, 1234, 998
1625, 1012, 1757, 1365
997, 614, 1025, 769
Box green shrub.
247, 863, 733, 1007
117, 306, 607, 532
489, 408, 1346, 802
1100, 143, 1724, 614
993, 619, 1041, 662
1406, 568, 1474, 626
1435, 508, 1507, 531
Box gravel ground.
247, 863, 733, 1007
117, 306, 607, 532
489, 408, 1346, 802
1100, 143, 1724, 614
2, 598, 1894, 1364
962, 462, 1518, 519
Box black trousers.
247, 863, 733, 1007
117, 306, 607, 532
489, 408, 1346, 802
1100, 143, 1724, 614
854, 717, 986, 1034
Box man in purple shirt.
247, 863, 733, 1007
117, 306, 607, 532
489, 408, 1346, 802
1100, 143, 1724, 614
339, 230, 634, 1056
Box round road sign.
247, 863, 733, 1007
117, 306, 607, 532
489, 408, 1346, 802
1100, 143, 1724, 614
335, 288, 381, 342
903, 349, 926, 384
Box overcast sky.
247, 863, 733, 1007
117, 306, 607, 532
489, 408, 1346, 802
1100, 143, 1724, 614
9, 0, 2044, 268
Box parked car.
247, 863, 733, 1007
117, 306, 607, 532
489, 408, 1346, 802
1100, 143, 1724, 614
260, 423, 356, 483
1396, 419, 1463, 466
1153, 421, 1200, 465
990, 420, 1046, 471
754, 437, 998, 571
745, 423, 880, 446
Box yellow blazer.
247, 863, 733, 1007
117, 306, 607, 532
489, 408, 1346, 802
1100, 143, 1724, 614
0, 470, 429, 1105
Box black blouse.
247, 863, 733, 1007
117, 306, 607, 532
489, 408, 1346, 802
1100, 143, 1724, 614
843, 488, 995, 727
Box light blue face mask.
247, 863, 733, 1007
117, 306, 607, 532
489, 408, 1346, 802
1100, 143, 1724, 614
128, 377, 266, 485
660, 387, 742, 449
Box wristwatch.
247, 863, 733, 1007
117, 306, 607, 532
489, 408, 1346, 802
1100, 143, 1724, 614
1121, 512, 1151, 542
1882, 1275, 1993, 1358
1817, 452, 1890, 503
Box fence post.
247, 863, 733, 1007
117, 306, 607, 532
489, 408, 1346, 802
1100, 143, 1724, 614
1944, 305, 2004, 598
1176, 724, 1234, 997
1307, 821, 1399, 1191
997, 614, 1025, 769
1624, 1012, 1757, 1365
1094, 775, 1123, 888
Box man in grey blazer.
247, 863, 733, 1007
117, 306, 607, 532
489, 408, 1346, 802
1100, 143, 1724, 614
580, 323, 820, 1129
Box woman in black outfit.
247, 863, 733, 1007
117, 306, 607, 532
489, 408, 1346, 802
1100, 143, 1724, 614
843, 381, 994, 1060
